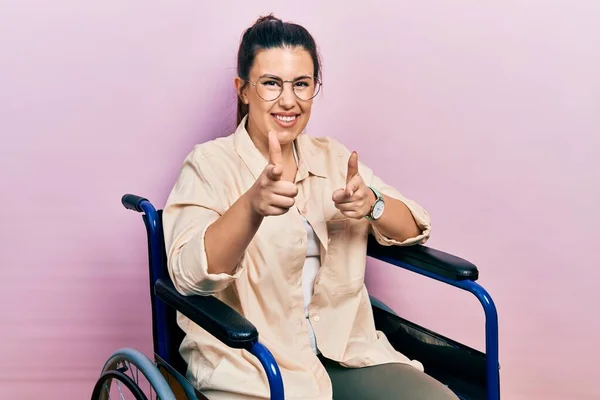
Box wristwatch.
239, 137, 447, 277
365, 186, 385, 221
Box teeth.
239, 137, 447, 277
276, 115, 296, 122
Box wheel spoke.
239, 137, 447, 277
117, 380, 125, 400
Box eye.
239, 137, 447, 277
261, 80, 281, 87
295, 81, 310, 88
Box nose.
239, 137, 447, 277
278, 82, 296, 109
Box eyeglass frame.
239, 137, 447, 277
247, 74, 322, 102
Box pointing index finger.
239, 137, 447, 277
346, 151, 359, 184
268, 131, 283, 167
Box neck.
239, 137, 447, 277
246, 119, 297, 182
246, 119, 295, 163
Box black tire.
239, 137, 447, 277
91, 369, 149, 400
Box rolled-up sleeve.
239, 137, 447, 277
162, 147, 244, 296
368, 172, 432, 247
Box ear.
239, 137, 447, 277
234, 76, 249, 105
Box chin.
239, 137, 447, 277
269, 118, 308, 143
274, 129, 300, 144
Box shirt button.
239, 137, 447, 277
313, 315, 320, 322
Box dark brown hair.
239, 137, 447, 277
236, 14, 322, 125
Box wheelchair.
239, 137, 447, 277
91, 194, 500, 400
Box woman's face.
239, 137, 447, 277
237, 46, 317, 146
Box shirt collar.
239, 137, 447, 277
233, 115, 328, 180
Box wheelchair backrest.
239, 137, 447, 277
142, 210, 188, 374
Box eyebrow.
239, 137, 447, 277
260, 74, 314, 81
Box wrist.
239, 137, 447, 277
242, 189, 265, 223
364, 187, 377, 219
367, 186, 377, 206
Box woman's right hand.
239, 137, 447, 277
248, 131, 298, 217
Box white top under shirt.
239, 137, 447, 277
293, 143, 321, 355
301, 217, 321, 355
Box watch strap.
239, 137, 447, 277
365, 186, 383, 221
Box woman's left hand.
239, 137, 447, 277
332, 151, 376, 220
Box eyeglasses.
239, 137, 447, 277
249, 74, 322, 102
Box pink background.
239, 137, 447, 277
1, 1, 599, 399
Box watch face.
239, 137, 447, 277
372, 199, 385, 219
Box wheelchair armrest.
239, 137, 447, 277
154, 279, 258, 349
367, 236, 479, 281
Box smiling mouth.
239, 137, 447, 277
271, 113, 300, 127
272, 114, 298, 123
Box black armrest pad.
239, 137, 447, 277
154, 279, 258, 349
367, 236, 479, 281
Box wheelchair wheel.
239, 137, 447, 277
91, 369, 147, 400
92, 348, 177, 400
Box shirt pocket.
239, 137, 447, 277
325, 218, 366, 295
326, 218, 349, 253
332, 276, 364, 295
326, 217, 369, 252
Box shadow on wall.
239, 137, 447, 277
136, 67, 242, 209
89, 69, 241, 375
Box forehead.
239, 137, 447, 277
251, 46, 314, 80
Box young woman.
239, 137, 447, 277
163, 14, 457, 400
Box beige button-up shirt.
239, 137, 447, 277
163, 117, 432, 400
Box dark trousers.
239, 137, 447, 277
319, 356, 459, 400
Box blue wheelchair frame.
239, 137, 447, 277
120, 194, 499, 400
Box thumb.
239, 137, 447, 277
332, 188, 346, 203
346, 151, 359, 184
345, 178, 359, 197
268, 131, 283, 167
266, 164, 283, 181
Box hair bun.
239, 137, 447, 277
255, 14, 281, 24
